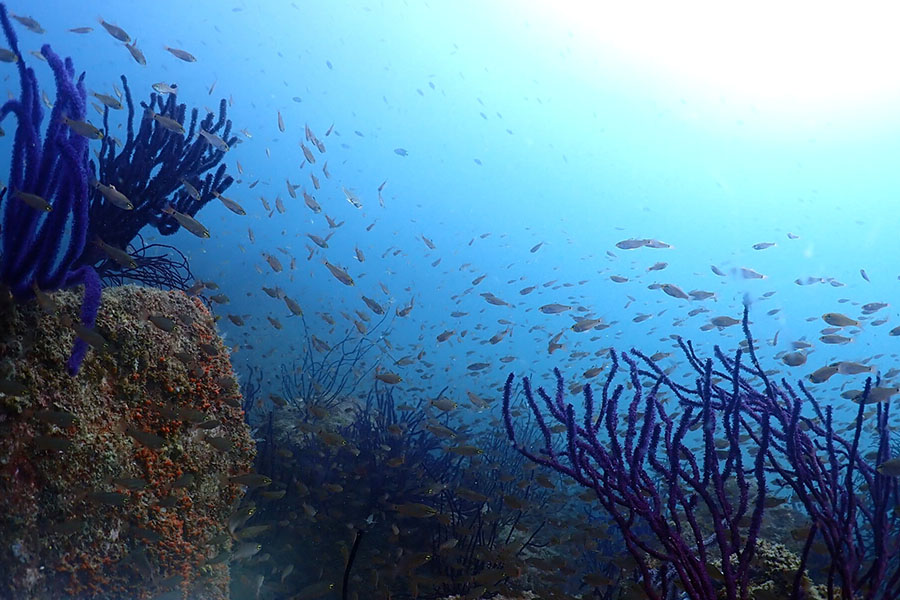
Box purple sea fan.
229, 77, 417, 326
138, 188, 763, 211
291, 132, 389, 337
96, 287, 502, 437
502, 304, 900, 600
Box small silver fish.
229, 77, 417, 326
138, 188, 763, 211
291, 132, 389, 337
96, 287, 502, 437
820, 334, 852, 345
660, 283, 689, 300
162, 205, 209, 238
198, 129, 229, 152
145, 109, 185, 135
61, 116, 103, 139
98, 17, 129, 42
323, 260, 354, 286
615, 238, 647, 250
92, 92, 122, 110
180, 179, 201, 200
152, 82, 178, 95
213, 191, 245, 215
711, 316, 741, 328
230, 542, 262, 561
342, 186, 362, 209
835, 361, 875, 375
125, 40, 146, 66
739, 267, 766, 279
539, 303, 571, 314
781, 352, 806, 367
11, 14, 44, 34
92, 181, 133, 210
13, 190, 51, 212
300, 143, 315, 163
94, 238, 137, 269
808, 364, 839, 383
822, 312, 859, 327
876, 457, 900, 476
164, 46, 197, 62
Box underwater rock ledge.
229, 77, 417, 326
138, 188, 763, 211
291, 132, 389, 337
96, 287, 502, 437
0, 285, 254, 600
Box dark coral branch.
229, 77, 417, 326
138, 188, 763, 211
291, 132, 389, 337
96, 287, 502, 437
80, 75, 237, 287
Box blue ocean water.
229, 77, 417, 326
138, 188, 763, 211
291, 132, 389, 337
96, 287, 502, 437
5, 1, 900, 598
8, 0, 899, 380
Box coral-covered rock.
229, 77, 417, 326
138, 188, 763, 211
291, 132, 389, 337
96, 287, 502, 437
0, 285, 254, 599
746, 539, 830, 600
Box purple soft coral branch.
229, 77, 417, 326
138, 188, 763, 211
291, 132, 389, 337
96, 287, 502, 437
63, 265, 100, 375
0, 3, 99, 375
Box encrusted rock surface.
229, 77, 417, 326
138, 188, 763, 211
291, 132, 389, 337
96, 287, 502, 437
0, 285, 254, 599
